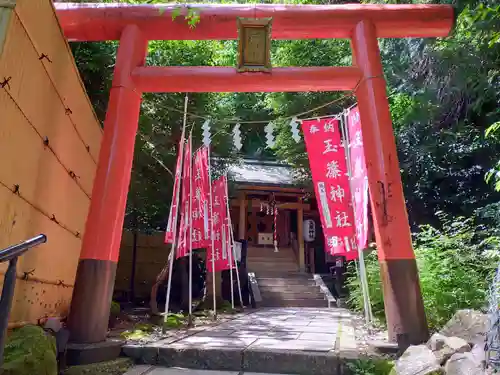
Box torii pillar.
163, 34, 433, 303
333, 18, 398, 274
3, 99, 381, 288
352, 20, 429, 344
68, 25, 148, 343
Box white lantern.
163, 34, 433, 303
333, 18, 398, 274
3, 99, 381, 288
303, 219, 316, 242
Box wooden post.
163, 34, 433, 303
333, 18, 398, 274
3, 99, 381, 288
352, 20, 428, 344
238, 193, 246, 240
297, 208, 305, 272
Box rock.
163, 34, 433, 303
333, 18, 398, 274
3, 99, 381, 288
440, 310, 488, 346
394, 344, 443, 375
470, 344, 486, 366
427, 334, 471, 364
444, 352, 484, 375
428, 333, 447, 351
44, 318, 62, 333
1, 325, 57, 375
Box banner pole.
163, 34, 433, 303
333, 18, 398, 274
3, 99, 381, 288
341, 109, 372, 325
223, 175, 234, 308
163, 95, 188, 332
226, 221, 235, 309
188, 131, 193, 326
225, 175, 243, 308
230, 217, 243, 308
207, 146, 217, 319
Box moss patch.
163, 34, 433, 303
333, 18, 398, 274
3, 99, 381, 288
1, 325, 57, 375
62, 358, 133, 375
163, 313, 187, 329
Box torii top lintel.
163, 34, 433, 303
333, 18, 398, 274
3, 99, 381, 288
54, 3, 455, 42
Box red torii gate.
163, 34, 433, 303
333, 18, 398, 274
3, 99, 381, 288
55, 3, 454, 346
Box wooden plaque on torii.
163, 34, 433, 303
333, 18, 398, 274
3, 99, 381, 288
237, 17, 272, 73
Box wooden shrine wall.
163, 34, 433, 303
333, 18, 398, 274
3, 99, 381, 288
0, 0, 102, 327
114, 231, 171, 302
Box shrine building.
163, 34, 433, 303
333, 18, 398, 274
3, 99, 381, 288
227, 158, 335, 275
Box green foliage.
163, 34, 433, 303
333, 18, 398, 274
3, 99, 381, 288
347, 213, 500, 330
346, 358, 394, 375
70, 0, 500, 233
346, 250, 386, 324
62, 358, 133, 375
110, 301, 121, 316
486, 121, 500, 191
1, 325, 57, 375
163, 313, 187, 329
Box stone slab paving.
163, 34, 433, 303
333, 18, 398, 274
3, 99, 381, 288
122, 307, 367, 375
124, 367, 294, 375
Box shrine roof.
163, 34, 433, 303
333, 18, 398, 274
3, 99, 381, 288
228, 159, 297, 187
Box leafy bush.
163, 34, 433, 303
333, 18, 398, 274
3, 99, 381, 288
346, 358, 394, 375
347, 213, 500, 330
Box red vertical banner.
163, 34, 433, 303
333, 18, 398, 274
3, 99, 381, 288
223, 176, 235, 270
192, 147, 211, 249
165, 131, 185, 244
347, 107, 369, 250
207, 176, 231, 272
176, 135, 192, 258
302, 117, 357, 259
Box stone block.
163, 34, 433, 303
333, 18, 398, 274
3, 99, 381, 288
247, 338, 334, 352
230, 330, 300, 339
439, 310, 488, 346
192, 329, 236, 338
394, 345, 442, 375
298, 333, 337, 342
149, 368, 239, 375
123, 365, 154, 375
242, 349, 339, 375
427, 334, 471, 364
444, 352, 483, 375
167, 335, 256, 350
122, 343, 159, 364
66, 338, 124, 365
158, 347, 244, 372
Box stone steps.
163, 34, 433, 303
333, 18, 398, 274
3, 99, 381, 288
246, 246, 328, 308
248, 266, 299, 274
261, 291, 325, 299
260, 298, 328, 307
257, 277, 316, 286
259, 284, 321, 293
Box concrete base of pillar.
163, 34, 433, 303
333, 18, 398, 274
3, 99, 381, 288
66, 339, 124, 365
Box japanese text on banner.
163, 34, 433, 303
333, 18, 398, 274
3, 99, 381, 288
192, 147, 211, 249
347, 107, 369, 250
207, 176, 231, 272
176, 136, 192, 259
302, 117, 357, 259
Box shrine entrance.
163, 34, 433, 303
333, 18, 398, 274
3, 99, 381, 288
54, 3, 455, 346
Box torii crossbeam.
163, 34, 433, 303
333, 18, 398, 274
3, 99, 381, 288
55, 2, 455, 347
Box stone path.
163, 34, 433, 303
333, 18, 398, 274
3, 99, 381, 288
123, 307, 364, 375
124, 367, 292, 375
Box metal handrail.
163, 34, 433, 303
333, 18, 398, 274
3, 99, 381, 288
0, 234, 47, 367
0, 234, 47, 263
